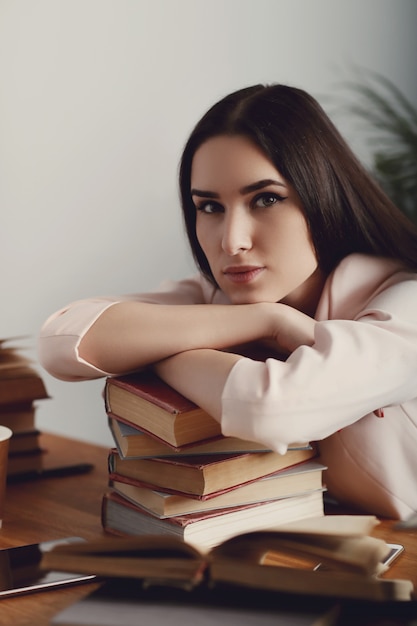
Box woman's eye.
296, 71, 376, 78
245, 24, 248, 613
196, 201, 223, 214
253, 193, 285, 208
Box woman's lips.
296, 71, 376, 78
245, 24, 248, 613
223, 266, 265, 284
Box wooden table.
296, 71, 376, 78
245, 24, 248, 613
0, 433, 416, 625
0, 433, 109, 625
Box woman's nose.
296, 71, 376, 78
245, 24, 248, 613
221, 210, 253, 255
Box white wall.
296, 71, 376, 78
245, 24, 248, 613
1, 0, 416, 446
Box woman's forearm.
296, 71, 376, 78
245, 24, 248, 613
152, 304, 317, 420
78, 301, 273, 374
154, 349, 242, 421
78, 299, 316, 376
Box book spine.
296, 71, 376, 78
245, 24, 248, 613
108, 449, 117, 475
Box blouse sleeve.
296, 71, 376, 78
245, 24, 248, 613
221, 257, 417, 454
38, 276, 216, 381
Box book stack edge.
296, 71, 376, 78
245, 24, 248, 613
101, 371, 327, 551
0, 337, 49, 478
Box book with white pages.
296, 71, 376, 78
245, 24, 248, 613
110, 460, 326, 518
108, 416, 311, 459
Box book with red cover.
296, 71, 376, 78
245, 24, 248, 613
104, 372, 221, 448
108, 446, 318, 499
101, 489, 325, 551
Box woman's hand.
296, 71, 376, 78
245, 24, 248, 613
153, 303, 316, 420
265, 303, 316, 354
228, 304, 316, 360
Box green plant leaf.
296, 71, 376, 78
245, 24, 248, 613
339, 70, 417, 224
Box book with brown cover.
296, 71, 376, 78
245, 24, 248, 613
0, 339, 49, 405
109, 460, 326, 518
8, 429, 42, 455
0, 403, 37, 433
42, 514, 414, 602
101, 490, 325, 551
108, 446, 318, 499
104, 372, 221, 447
0, 370, 49, 406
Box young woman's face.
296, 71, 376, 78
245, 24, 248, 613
191, 135, 324, 312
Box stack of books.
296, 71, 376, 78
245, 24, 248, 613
102, 371, 326, 551
0, 337, 49, 477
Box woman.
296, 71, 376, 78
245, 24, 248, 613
39, 84, 417, 520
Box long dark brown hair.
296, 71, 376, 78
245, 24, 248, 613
179, 84, 417, 285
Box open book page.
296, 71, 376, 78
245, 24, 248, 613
208, 556, 414, 602
258, 534, 390, 575
41, 516, 414, 602
41, 534, 206, 584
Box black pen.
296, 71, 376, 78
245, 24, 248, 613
7, 463, 94, 483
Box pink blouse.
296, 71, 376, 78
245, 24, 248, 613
38, 254, 417, 519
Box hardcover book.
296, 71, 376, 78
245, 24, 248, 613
0, 338, 49, 405
109, 460, 326, 518
107, 446, 318, 499
8, 429, 42, 455
101, 490, 325, 551
0, 370, 48, 406
105, 372, 222, 447
0, 403, 37, 433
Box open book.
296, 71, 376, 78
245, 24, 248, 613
41, 515, 414, 602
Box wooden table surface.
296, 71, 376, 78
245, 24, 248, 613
0, 433, 109, 625
0, 432, 416, 625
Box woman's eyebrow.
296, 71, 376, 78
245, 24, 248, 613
191, 179, 286, 199
239, 179, 287, 194
191, 189, 220, 198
